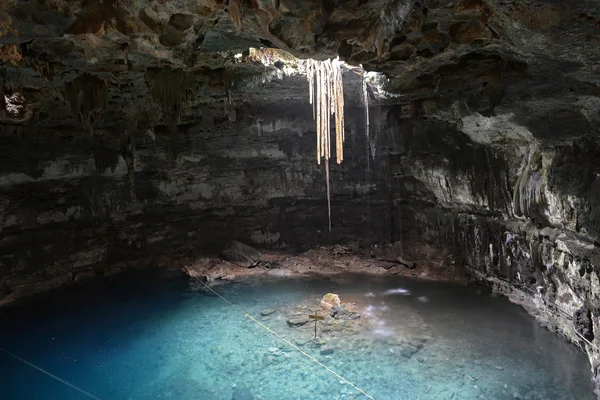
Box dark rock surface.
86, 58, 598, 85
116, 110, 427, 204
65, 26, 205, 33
222, 240, 262, 268
1, 0, 600, 396
287, 316, 310, 327
576, 304, 595, 343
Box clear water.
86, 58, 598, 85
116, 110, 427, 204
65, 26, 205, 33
0, 271, 594, 400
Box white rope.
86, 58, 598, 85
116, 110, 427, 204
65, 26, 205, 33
0, 347, 101, 400
196, 279, 375, 399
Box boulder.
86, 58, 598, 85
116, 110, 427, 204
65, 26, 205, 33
168, 13, 194, 31
390, 43, 414, 61
320, 293, 341, 309
159, 25, 186, 47
222, 240, 261, 268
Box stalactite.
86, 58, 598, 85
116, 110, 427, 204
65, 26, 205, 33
362, 69, 370, 160
120, 43, 129, 68
34, 61, 57, 82
304, 57, 346, 232
0, 67, 6, 118
228, 0, 243, 31
63, 74, 108, 134
147, 67, 189, 122
513, 152, 546, 218
146, 67, 191, 160
121, 130, 136, 205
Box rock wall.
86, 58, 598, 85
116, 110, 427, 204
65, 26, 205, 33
384, 117, 600, 395
2, 96, 600, 392
0, 99, 519, 301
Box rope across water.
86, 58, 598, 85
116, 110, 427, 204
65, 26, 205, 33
0, 347, 101, 400
197, 279, 376, 399
1, 280, 376, 400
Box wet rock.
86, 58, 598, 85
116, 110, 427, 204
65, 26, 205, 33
287, 316, 310, 327
260, 308, 276, 316
320, 293, 341, 309
320, 346, 334, 355
330, 304, 360, 320
222, 241, 261, 268
575, 304, 595, 341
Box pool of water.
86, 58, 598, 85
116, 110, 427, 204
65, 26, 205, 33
0, 270, 594, 400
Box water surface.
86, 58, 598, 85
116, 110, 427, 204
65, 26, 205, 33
0, 271, 594, 400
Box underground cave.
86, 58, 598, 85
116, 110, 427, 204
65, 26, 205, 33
1, 0, 600, 399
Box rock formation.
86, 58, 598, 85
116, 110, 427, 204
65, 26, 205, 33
1, 0, 600, 395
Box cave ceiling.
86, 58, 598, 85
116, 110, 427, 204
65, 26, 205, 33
0, 0, 599, 140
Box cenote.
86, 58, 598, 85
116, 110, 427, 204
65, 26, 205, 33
2, 1, 600, 399
0, 271, 594, 400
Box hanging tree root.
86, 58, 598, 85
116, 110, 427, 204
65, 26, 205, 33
303, 57, 346, 232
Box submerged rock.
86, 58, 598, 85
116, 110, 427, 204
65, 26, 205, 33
222, 241, 262, 268
232, 386, 254, 400
260, 308, 276, 316
287, 316, 310, 327
399, 343, 420, 358
330, 304, 360, 320
320, 346, 334, 355
293, 337, 310, 347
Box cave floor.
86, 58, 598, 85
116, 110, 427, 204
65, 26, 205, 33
183, 244, 464, 287
0, 272, 594, 400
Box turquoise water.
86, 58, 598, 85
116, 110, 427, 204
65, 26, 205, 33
0, 271, 594, 400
